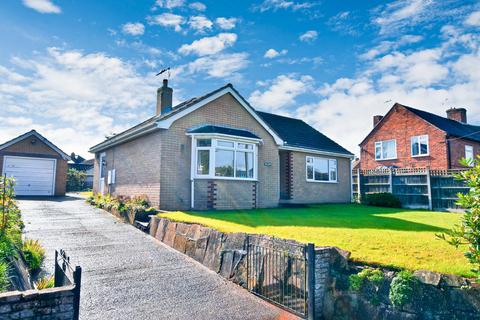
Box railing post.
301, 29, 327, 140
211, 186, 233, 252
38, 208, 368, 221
357, 168, 361, 203
73, 266, 82, 320
389, 169, 393, 194
426, 168, 432, 210
54, 250, 61, 287
306, 243, 315, 320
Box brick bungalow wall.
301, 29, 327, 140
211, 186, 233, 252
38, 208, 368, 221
288, 151, 351, 203
158, 93, 280, 211
92, 131, 162, 207
360, 105, 449, 170
0, 137, 67, 196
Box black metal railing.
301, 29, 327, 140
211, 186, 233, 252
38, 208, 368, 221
55, 249, 82, 320
246, 236, 315, 319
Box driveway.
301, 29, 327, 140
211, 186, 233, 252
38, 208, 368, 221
19, 196, 294, 320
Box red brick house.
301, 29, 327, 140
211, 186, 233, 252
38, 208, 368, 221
359, 103, 480, 170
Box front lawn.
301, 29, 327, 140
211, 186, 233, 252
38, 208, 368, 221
158, 204, 472, 277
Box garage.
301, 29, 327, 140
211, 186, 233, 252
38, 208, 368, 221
0, 130, 70, 196
3, 156, 56, 196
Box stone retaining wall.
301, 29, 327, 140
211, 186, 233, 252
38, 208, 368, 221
0, 286, 76, 320
151, 216, 480, 320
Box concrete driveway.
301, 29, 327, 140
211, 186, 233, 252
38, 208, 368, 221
19, 196, 294, 320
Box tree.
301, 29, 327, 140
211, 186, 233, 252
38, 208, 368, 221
66, 168, 87, 192
438, 155, 480, 281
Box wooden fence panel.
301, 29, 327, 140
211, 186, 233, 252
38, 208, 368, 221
352, 169, 469, 211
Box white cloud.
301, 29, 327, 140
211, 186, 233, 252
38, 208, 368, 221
178, 33, 237, 56
121, 22, 145, 36
294, 29, 480, 156
188, 15, 213, 33
264, 48, 288, 58
465, 11, 480, 26
299, 30, 318, 42
22, 0, 61, 14
189, 2, 206, 11
249, 74, 314, 112
154, 0, 184, 9
183, 53, 249, 78
0, 48, 158, 156
360, 34, 423, 60
215, 17, 238, 30
255, 0, 315, 12
148, 13, 185, 32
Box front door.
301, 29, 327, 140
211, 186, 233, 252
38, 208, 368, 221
99, 153, 106, 194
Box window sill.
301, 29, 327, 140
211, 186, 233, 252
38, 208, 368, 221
411, 154, 430, 158
194, 176, 258, 182
306, 180, 338, 184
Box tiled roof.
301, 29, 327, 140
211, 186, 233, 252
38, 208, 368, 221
256, 111, 353, 155
187, 125, 261, 139
404, 106, 480, 143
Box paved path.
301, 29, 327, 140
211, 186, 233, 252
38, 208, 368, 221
19, 196, 293, 320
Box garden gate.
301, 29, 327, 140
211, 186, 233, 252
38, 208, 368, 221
246, 236, 315, 319
55, 249, 82, 320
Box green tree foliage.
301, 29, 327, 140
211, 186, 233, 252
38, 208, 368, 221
438, 155, 480, 281
66, 168, 87, 192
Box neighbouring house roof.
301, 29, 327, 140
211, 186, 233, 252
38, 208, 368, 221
360, 103, 480, 146
256, 111, 353, 156
89, 84, 353, 158
0, 130, 70, 160
404, 106, 480, 143
187, 125, 261, 140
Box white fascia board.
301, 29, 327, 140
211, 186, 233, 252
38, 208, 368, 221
186, 132, 263, 143
89, 123, 158, 153
156, 87, 284, 145
279, 145, 355, 159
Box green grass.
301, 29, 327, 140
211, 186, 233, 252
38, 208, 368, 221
158, 204, 473, 277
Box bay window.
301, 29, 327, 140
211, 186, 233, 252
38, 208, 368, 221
192, 137, 257, 180
306, 156, 337, 182
411, 135, 429, 157
375, 139, 397, 160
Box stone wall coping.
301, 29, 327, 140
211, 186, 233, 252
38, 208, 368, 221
0, 285, 75, 300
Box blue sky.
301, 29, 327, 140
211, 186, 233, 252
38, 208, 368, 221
0, 0, 479, 157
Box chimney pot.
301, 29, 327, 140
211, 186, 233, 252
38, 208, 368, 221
446, 107, 467, 123
373, 115, 384, 127
156, 79, 173, 115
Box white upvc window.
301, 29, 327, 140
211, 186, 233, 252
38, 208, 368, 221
411, 135, 429, 157
192, 137, 258, 180
306, 156, 337, 183
465, 145, 474, 166
375, 139, 397, 160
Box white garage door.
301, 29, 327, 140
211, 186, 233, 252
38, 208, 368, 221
3, 156, 56, 196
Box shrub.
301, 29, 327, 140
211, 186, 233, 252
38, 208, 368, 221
22, 239, 46, 271
389, 271, 416, 307
438, 156, 480, 281
363, 193, 401, 208
66, 168, 87, 192
35, 276, 54, 290
349, 268, 385, 292
0, 261, 10, 292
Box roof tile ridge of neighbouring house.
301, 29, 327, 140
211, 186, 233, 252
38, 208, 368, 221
403, 105, 480, 128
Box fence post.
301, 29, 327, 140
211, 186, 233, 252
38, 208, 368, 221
306, 243, 315, 320
426, 168, 432, 210
389, 169, 393, 193
73, 266, 82, 320
357, 168, 361, 202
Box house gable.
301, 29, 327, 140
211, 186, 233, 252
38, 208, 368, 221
0, 130, 70, 160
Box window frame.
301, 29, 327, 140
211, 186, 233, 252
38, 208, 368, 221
191, 135, 258, 181
374, 139, 397, 161
305, 156, 338, 183
465, 145, 474, 167
411, 135, 429, 157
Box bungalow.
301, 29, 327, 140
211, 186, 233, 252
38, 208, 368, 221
90, 81, 353, 210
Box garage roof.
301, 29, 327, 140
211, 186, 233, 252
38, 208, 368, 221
0, 130, 71, 161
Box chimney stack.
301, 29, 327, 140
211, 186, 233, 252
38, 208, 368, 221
156, 79, 173, 115
373, 115, 384, 127
446, 107, 467, 123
